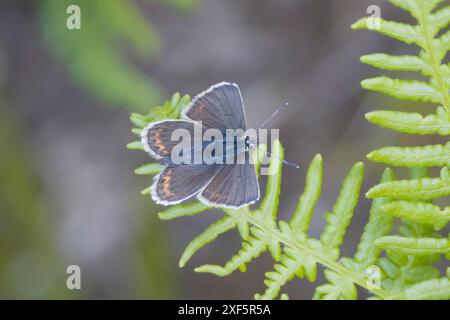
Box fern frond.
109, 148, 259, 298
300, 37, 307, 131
256, 244, 317, 300
365, 108, 450, 136
352, 18, 421, 45
380, 200, 450, 230
158, 202, 211, 220
195, 227, 269, 276
375, 236, 449, 256
314, 169, 395, 300
360, 53, 425, 72
353, 168, 396, 266
378, 212, 444, 294
367, 143, 450, 167
366, 174, 450, 200
127, 93, 190, 152
320, 162, 364, 252
135, 163, 165, 175
388, 278, 450, 300
355, 0, 450, 300
257, 161, 393, 300
361, 77, 441, 103
127, 141, 145, 150
290, 154, 323, 234
179, 216, 238, 268
226, 209, 251, 240
130, 89, 440, 299
314, 269, 357, 300
259, 141, 283, 221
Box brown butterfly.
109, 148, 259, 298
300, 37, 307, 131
141, 82, 259, 209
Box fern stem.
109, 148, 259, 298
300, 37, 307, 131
417, 0, 450, 120
241, 212, 391, 299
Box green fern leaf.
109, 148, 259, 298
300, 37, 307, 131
134, 163, 165, 175
353, 168, 396, 266
226, 209, 251, 241
352, 18, 420, 45
375, 236, 449, 256
158, 202, 211, 220
365, 108, 450, 136
194, 227, 269, 277
255, 245, 317, 300
367, 143, 450, 167
259, 162, 374, 300
179, 215, 236, 268
127, 141, 144, 150
290, 154, 323, 234
320, 162, 364, 251
387, 278, 450, 300
366, 175, 450, 200
361, 77, 441, 103
431, 5, 450, 32
260, 141, 283, 221
314, 269, 357, 300
380, 200, 450, 230
360, 54, 425, 72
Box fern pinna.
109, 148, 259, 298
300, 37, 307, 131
128, 91, 447, 299
352, 0, 450, 298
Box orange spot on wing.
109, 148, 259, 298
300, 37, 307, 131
151, 130, 169, 155
160, 169, 175, 198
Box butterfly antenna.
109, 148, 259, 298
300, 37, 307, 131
265, 151, 300, 169
254, 102, 298, 168
257, 102, 290, 130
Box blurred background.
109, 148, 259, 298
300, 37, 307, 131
0, 0, 437, 299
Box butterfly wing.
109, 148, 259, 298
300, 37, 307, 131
141, 120, 202, 160
198, 161, 259, 209
152, 164, 220, 205
182, 82, 247, 131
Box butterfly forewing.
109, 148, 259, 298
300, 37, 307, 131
142, 120, 202, 160
182, 82, 247, 131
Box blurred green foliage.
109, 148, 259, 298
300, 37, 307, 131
0, 100, 71, 299
132, 201, 176, 299
1, 0, 200, 299
38, 0, 198, 111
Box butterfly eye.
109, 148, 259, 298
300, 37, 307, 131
244, 136, 251, 151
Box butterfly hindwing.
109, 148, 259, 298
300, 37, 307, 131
198, 161, 259, 209
152, 164, 220, 205
182, 82, 247, 131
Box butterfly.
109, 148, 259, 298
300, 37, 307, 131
141, 82, 259, 209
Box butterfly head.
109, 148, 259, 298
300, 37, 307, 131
244, 136, 254, 152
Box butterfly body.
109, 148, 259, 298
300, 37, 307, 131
141, 82, 259, 209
